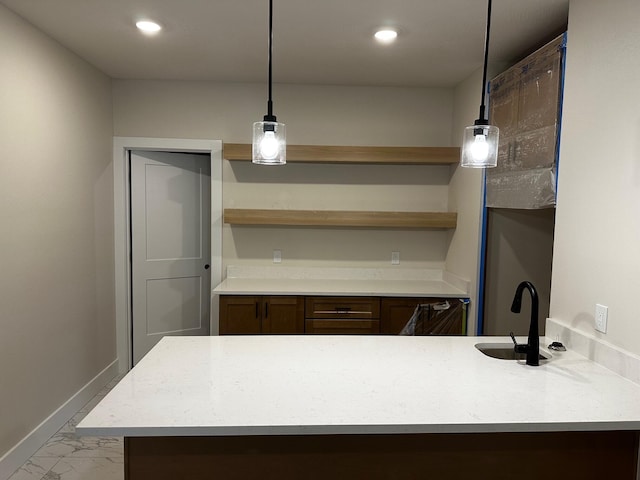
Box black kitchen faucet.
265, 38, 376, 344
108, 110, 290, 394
509, 281, 540, 366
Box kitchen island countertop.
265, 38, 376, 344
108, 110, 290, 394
77, 335, 640, 437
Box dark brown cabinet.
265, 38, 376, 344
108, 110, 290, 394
219, 295, 465, 335
304, 297, 380, 334
380, 297, 466, 335
380, 297, 424, 334
219, 296, 304, 335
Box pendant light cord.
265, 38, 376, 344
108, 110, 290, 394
478, 0, 492, 122
266, 0, 275, 120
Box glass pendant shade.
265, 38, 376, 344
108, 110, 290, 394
460, 0, 498, 169
252, 121, 286, 165
253, 0, 286, 166
460, 124, 499, 168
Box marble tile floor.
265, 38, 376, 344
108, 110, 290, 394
8, 375, 125, 480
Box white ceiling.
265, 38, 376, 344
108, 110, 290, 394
1, 0, 569, 87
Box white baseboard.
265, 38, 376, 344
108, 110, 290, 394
0, 359, 120, 480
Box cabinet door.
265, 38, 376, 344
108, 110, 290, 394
262, 296, 304, 334
380, 297, 466, 335
425, 298, 464, 335
380, 297, 424, 334
219, 296, 262, 335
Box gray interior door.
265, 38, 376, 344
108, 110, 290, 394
130, 150, 211, 364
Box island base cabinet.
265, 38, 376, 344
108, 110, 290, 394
124, 431, 638, 480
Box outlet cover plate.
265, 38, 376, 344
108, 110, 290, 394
595, 304, 608, 333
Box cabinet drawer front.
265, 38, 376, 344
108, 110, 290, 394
305, 318, 380, 334
305, 297, 380, 319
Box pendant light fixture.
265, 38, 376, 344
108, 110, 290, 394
252, 0, 286, 165
461, 0, 499, 168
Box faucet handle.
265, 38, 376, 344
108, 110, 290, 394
509, 331, 529, 354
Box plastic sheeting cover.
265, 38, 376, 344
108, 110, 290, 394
486, 34, 565, 209
399, 299, 468, 336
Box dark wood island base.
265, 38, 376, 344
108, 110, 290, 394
125, 430, 639, 480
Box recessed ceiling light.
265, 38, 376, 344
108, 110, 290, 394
374, 29, 398, 43
136, 20, 162, 34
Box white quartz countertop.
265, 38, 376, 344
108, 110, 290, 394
212, 266, 468, 297
77, 335, 640, 437
213, 277, 467, 297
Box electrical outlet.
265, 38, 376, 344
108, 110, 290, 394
595, 304, 608, 333
391, 251, 400, 265
273, 249, 282, 264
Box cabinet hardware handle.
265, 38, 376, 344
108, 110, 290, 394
265, 302, 269, 318
255, 301, 259, 318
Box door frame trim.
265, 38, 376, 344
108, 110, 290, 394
113, 137, 223, 372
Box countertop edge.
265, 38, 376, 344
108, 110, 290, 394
76, 420, 640, 438
212, 279, 468, 297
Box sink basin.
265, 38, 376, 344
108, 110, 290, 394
475, 343, 550, 361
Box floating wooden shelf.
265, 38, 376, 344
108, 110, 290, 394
223, 144, 460, 165
224, 209, 457, 229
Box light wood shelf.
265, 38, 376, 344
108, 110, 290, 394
223, 144, 460, 165
224, 209, 457, 229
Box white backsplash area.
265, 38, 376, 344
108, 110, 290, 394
225, 265, 469, 291
546, 317, 640, 385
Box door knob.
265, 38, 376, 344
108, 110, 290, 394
204, 264, 210, 269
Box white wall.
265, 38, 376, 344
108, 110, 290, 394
484, 208, 555, 336
448, 68, 485, 332
0, 4, 114, 460
113, 82, 453, 146
113, 81, 457, 272
550, 0, 640, 355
